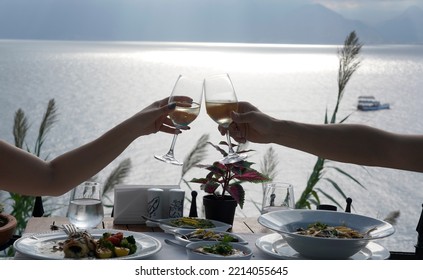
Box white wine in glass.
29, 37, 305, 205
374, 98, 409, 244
155, 75, 203, 165
204, 73, 247, 164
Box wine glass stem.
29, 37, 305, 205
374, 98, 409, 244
226, 131, 236, 155
165, 133, 179, 157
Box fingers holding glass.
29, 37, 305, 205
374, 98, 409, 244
154, 75, 203, 165
204, 73, 247, 164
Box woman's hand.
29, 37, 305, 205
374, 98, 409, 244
218, 101, 275, 144
135, 96, 192, 136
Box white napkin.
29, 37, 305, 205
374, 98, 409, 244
113, 185, 179, 224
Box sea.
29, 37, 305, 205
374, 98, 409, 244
1, 40, 423, 252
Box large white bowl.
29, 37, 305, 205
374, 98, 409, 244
186, 241, 253, 260
258, 210, 395, 259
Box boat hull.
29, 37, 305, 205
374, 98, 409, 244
357, 103, 390, 111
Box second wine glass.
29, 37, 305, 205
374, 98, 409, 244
154, 75, 203, 165
204, 73, 247, 164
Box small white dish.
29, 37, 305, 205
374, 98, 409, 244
152, 217, 232, 233
255, 233, 390, 260
172, 228, 248, 246
186, 241, 253, 260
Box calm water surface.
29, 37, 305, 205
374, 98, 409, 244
1, 40, 423, 252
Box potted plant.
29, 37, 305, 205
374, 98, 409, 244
190, 142, 270, 225
0, 204, 18, 249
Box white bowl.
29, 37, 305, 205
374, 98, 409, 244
186, 241, 253, 260
258, 209, 395, 259
173, 228, 248, 246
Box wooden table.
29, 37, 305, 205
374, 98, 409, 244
23, 216, 273, 235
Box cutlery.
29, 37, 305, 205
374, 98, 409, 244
364, 226, 378, 238
141, 215, 196, 229
61, 224, 78, 235
141, 215, 165, 224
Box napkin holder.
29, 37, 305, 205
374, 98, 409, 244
113, 184, 179, 224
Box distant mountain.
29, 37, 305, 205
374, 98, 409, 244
258, 4, 384, 44
0, 0, 422, 44
376, 6, 423, 44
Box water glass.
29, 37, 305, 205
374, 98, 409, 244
67, 181, 104, 229
261, 182, 295, 214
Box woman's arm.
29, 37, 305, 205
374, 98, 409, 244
223, 101, 423, 172
0, 97, 181, 196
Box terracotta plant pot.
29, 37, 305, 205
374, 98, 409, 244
203, 195, 237, 226
0, 213, 18, 247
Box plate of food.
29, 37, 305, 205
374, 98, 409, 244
258, 209, 395, 259
143, 216, 232, 232
13, 229, 162, 260
172, 228, 248, 246
186, 240, 253, 260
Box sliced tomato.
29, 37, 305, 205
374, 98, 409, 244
107, 232, 124, 245
115, 232, 124, 240
107, 235, 121, 246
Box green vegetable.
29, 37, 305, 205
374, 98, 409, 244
202, 241, 234, 256
126, 235, 136, 244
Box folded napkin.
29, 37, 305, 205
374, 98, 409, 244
113, 185, 179, 224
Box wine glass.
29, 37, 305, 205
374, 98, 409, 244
154, 75, 203, 165
204, 73, 247, 164
261, 182, 295, 214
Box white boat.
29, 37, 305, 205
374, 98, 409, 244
357, 96, 390, 111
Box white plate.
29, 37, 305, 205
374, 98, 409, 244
186, 241, 253, 260
171, 228, 248, 246
155, 217, 232, 233
255, 233, 390, 260
14, 229, 162, 260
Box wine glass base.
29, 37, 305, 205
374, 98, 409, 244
220, 153, 247, 164
154, 154, 183, 166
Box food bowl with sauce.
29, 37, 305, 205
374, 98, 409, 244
258, 209, 395, 259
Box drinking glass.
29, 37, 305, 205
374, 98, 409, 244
261, 182, 295, 214
67, 181, 104, 229
154, 75, 203, 165
204, 73, 246, 164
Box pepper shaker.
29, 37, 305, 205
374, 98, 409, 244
189, 191, 198, 217
345, 197, 352, 213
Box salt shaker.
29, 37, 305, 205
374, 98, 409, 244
168, 189, 185, 218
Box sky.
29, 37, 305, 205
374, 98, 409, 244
0, 0, 423, 41
304, 0, 423, 24
1, 0, 422, 25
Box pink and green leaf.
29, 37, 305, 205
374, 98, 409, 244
226, 183, 245, 209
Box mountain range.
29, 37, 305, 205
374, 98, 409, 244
0, 0, 422, 44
